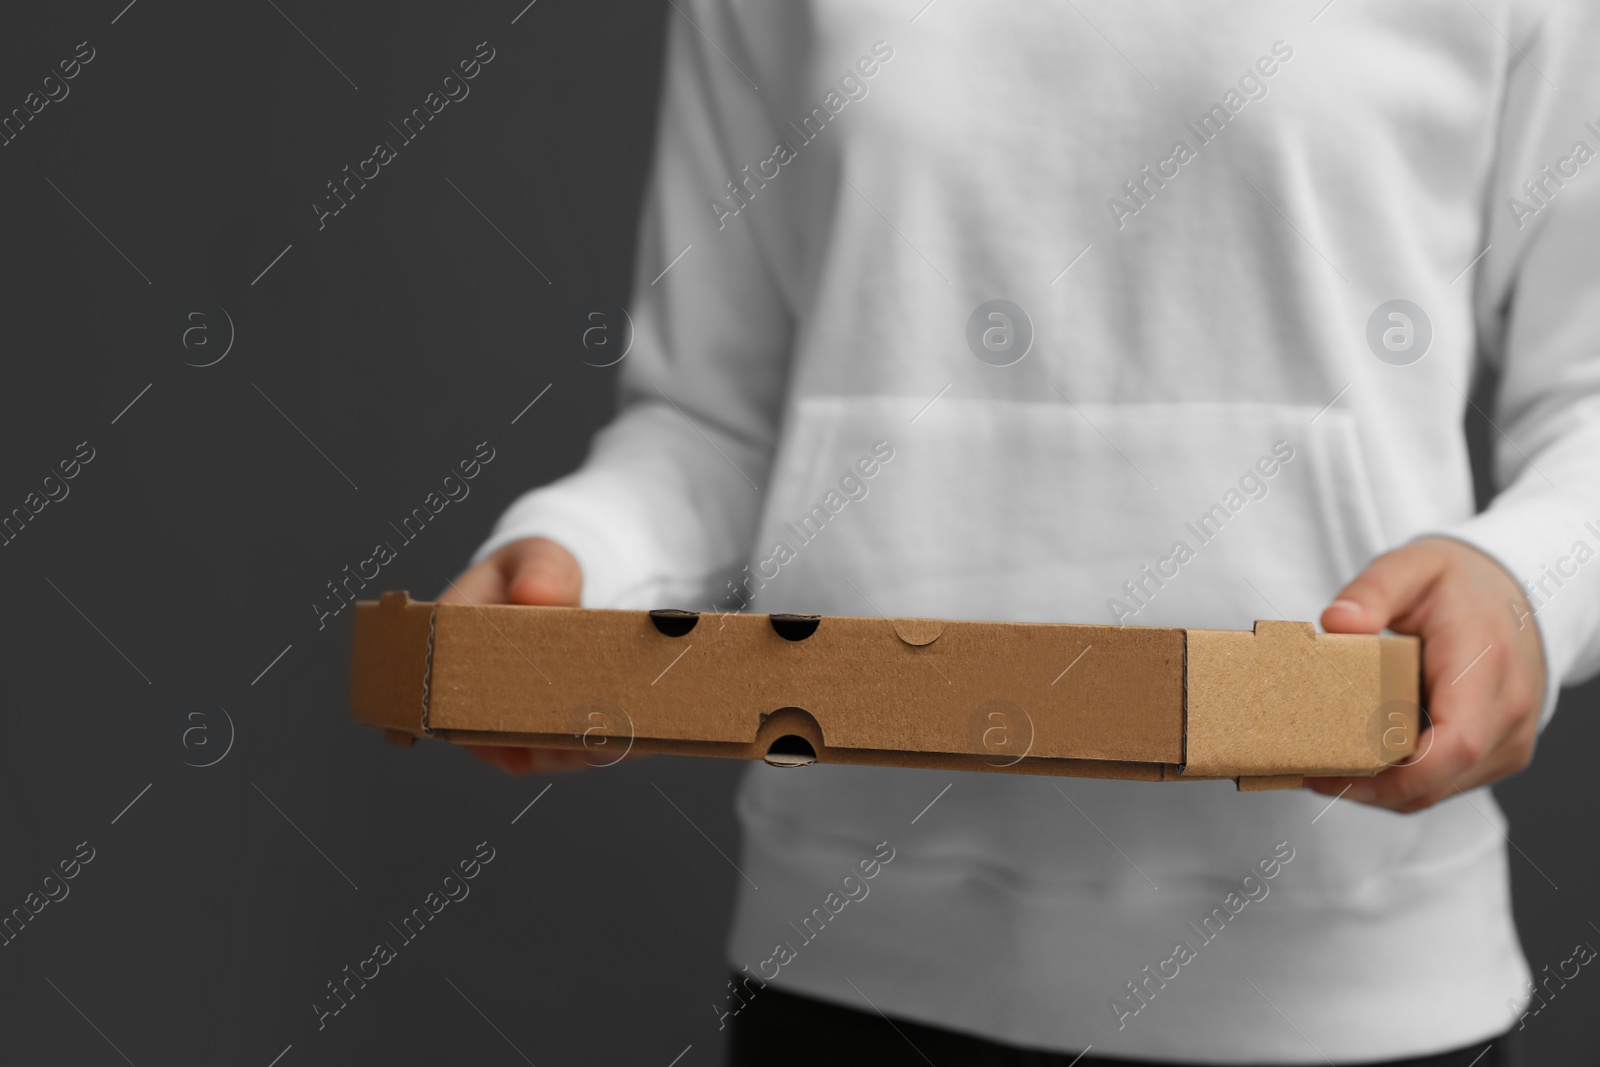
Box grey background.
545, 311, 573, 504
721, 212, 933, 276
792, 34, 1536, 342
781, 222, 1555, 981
0, 2, 1594, 1064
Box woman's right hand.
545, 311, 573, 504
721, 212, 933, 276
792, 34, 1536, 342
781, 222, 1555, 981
439, 536, 598, 774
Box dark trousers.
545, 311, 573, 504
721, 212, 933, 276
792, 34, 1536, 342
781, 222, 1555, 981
726, 975, 1520, 1067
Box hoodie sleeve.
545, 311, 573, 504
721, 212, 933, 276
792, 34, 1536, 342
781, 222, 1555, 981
1434, 0, 1600, 726
472, 1, 792, 609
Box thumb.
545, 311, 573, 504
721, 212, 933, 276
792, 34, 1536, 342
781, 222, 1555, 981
504, 537, 583, 607
1321, 541, 1449, 636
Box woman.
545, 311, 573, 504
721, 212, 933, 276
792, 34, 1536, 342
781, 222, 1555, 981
446, 2, 1596, 1062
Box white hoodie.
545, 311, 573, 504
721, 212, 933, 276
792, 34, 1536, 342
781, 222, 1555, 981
476, 1, 1600, 1059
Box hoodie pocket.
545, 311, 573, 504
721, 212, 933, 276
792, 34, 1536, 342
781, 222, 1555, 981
742, 394, 1392, 631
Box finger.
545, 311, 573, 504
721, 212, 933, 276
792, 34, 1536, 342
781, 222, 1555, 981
526, 749, 598, 772
1305, 720, 1472, 809
1321, 541, 1449, 636
439, 559, 506, 605
506, 538, 582, 606
1396, 736, 1535, 813
464, 744, 595, 774
1309, 633, 1510, 811
464, 744, 526, 772
1404, 667, 1540, 806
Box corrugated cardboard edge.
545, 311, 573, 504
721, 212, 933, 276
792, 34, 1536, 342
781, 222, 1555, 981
350, 591, 434, 740
1182, 620, 1420, 778
1237, 774, 1305, 791
424, 728, 1178, 781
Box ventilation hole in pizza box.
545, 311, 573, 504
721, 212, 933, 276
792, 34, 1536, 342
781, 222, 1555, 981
769, 614, 821, 641
648, 609, 699, 637
764, 734, 817, 768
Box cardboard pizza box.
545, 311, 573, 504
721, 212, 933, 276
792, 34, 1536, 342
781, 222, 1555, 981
349, 592, 1420, 791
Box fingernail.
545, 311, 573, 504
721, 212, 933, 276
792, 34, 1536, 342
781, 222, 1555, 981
1328, 598, 1363, 615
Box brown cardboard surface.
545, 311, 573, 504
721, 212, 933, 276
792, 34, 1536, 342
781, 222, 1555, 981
349, 591, 433, 735
349, 593, 1420, 788
425, 599, 1184, 762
